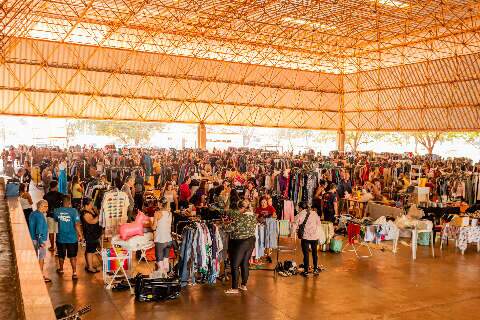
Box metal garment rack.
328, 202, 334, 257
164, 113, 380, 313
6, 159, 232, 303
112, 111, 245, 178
342, 222, 379, 258
274, 220, 297, 277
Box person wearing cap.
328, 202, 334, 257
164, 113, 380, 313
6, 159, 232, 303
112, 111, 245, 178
152, 197, 173, 276
294, 201, 322, 277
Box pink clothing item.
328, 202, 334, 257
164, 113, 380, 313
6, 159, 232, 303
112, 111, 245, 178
294, 209, 321, 240
282, 200, 295, 222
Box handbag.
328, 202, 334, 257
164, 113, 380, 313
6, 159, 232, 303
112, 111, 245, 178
297, 209, 311, 239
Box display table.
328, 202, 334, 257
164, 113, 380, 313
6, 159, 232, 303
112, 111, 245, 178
419, 206, 461, 220
440, 224, 480, 254
365, 202, 403, 220
347, 198, 368, 218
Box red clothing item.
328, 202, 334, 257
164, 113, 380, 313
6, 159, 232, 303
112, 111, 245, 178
255, 205, 276, 219
179, 183, 191, 201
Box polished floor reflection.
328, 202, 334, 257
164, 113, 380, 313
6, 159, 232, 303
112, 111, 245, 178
26, 182, 479, 320
43, 232, 480, 320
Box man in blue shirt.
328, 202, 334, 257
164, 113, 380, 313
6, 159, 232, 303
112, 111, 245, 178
29, 199, 51, 283
53, 195, 83, 280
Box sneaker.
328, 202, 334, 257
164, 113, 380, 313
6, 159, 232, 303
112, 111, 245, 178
301, 271, 309, 277
313, 268, 320, 275
225, 289, 240, 295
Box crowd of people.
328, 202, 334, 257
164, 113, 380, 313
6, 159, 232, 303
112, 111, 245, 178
3, 144, 477, 291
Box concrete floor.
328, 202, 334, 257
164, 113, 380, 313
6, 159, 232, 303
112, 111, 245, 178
30, 185, 480, 320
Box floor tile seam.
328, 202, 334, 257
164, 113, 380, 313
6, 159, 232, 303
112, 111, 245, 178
384, 295, 480, 318
85, 277, 127, 320
247, 290, 297, 320
428, 307, 454, 320
105, 294, 127, 320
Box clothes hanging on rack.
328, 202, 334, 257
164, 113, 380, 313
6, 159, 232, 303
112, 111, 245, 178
282, 200, 295, 222
58, 162, 68, 195
178, 221, 225, 287
99, 190, 130, 238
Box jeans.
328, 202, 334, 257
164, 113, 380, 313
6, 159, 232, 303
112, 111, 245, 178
179, 230, 193, 286
229, 237, 255, 289
301, 239, 318, 270
265, 218, 278, 249
155, 241, 173, 263
255, 224, 265, 257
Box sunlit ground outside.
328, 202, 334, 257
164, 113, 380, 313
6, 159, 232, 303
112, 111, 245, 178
1, 116, 479, 162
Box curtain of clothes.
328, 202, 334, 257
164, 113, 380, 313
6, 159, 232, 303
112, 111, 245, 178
178, 222, 225, 287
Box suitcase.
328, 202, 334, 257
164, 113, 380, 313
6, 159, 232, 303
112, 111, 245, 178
134, 274, 181, 302
5, 180, 20, 197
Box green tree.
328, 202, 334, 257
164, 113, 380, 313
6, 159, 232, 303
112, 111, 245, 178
452, 132, 480, 150
412, 132, 445, 155
314, 131, 336, 140
345, 131, 389, 152
67, 120, 165, 145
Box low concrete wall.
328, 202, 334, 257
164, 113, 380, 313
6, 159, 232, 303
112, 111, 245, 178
3, 178, 56, 319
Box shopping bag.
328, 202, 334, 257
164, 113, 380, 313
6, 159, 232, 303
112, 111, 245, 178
417, 232, 431, 246
330, 237, 343, 253
106, 248, 129, 272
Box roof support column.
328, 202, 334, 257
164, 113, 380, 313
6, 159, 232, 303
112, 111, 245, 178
337, 72, 345, 152
197, 122, 207, 150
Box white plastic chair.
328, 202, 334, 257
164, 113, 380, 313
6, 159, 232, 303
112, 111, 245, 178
393, 227, 434, 260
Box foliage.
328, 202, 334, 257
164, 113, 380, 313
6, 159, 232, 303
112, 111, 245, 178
345, 131, 392, 152
67, 120, 165, 145
313, 131, 336, 144
412, 132, 445, 155
451, 132, 480, 150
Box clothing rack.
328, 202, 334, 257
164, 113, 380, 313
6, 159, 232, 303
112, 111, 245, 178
274, 220, 297, 278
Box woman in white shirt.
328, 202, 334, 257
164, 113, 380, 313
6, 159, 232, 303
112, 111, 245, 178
19, 183, 33, 227
152, 197, 173, 276
294, 202, 322, 277
162, 181, 179, 212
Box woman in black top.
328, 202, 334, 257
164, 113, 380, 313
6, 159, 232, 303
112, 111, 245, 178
81, 198, 102, 273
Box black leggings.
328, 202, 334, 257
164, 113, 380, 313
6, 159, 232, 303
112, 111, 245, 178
229, 237, 255, 289
301, 239, 319, 270
23, 208, 33, 228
